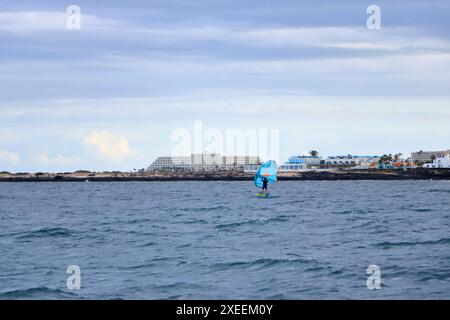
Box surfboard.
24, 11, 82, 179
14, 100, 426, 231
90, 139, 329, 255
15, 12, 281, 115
256, 193, 270, 198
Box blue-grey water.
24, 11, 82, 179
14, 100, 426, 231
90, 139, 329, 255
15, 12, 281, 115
0, 181, 449, 300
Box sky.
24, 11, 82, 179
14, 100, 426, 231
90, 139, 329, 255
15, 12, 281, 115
1, 0, 450, 172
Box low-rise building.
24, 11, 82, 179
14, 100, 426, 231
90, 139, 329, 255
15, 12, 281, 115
279, 156, 322, 172
392, 161, 416, 169
411, 150, 450, 163
324, 155, 380, 168
423, 155, 450, 169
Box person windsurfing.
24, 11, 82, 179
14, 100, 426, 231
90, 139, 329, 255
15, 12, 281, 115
254, 160, 278, 197
262, 176, 269, 194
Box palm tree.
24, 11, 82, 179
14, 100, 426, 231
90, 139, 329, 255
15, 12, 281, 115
394, 153, 403, 162
309, 150, 319, 157
379, 154, 393, 165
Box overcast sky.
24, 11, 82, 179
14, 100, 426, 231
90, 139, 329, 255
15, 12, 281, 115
1, 0, 450, 172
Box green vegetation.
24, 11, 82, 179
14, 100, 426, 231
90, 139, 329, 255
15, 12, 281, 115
393, 153, 403, 161
379, 154, 393, 165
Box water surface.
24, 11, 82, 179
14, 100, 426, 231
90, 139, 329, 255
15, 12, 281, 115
0, 181, 449, 299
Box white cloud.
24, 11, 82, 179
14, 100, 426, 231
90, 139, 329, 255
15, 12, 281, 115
3, 94, 450, 123
0, 11, 121, 34
1, 51, 449, 81
236, 27, 450, 51
33, 153, 84, 167
0, 148, 21, 166
128, 26, 450, 52
83, 130, 132, 161
2, 10, 449, 53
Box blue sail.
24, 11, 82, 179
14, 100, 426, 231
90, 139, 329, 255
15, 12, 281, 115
254, 160, 278, 188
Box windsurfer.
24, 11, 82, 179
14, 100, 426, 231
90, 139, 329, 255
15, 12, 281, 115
262, 176, 269, 194
254, 160, 278, 197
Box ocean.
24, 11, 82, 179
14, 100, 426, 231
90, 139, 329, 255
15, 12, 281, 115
0, 181, 449, 300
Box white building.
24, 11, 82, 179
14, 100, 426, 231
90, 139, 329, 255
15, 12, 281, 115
191, 153, 260, 171
411, 150, 450, 163
279, 156, 322, 172
423, 155, 450, 168
149, 153, 260, 172
244, 164, 261, 173
324, 155, 380, 167
191, 153, 224, 171
148, 156, 191, 171
223, 156, 260, 170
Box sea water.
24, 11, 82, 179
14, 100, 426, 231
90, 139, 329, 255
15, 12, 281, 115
0, 181, 449, 299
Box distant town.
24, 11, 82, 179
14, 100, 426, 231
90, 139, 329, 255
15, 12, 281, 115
1, 149, 450, 182
148, 149, 450, 172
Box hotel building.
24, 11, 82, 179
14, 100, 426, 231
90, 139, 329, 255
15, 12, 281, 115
411, 150, 450, 163
323, 155, 380, 167
149, 153, 261, 172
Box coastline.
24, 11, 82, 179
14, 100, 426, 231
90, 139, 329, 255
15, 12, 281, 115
1, 168, 450, 182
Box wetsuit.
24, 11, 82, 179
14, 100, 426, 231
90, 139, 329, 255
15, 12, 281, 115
262, 177, 268, 193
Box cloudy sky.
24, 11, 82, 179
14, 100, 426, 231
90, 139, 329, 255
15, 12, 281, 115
1, 0, 450, 172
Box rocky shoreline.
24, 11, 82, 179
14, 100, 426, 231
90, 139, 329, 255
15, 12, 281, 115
1, 168, 450, 182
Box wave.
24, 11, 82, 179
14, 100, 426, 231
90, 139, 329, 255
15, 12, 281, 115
0, 287, 79, 299
181, 219, 209, 225
212, 257, 317, 271
127, 218, 152, 224
376, 237, 450, 248
428, 189, 450, 194
155, 282, 205, 291
179, 205, 231, 213
176, 243, 192, 249
138, 241, 157, 248
16, 227, 75, 240
216, 215, 291, 229
410, 208, 434, 213
332, 209, 376, 215
416, 270, 450, 282
128, 263, 157, 270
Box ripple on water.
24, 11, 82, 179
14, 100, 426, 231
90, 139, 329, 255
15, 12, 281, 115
428, 189, 450, 194
1, 180, 450, 299
376, 237, 450, 249
211, 257, 318, 271
0, 287, 79, 300
16, 227, 76, 240
215, 215, 292, 230
331, 209, 376, 215
178, 205, 231, 213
